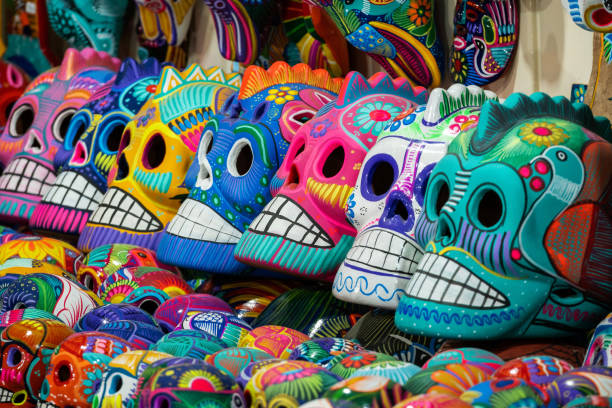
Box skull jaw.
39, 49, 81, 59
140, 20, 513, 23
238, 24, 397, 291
78, 225, 164, 252
0, 387, 33, 408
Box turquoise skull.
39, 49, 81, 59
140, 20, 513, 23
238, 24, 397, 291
395, 92, 612, 339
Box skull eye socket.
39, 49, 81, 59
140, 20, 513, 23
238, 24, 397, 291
52, 109, 77, 143
321, 145, 345, 178
103, 120, 127, 153
252, 102, 268, 122
228, 139, 253, 177
8, 104, 34, 138
110, 374, 123, 393
55, 362, 72, 383
199, 129, 214, 158
154, 396, 172, 408
362, 154, 397, 199
142, 133, 166, 169
474, 188, 503, 229
427, 177, 450, 218
6, 347, 22, 367
117, 130, 131, 158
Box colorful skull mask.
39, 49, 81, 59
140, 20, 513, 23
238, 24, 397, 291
395, 93, 612, 339
0, 318, 73, 408
0, 48, 120, 225
562, 0, 612, 32
585, 313, 612, 367
0, 61, 29, 134
308, 0, 443, 87
158, 62, 343, 274
450, 0, 519, 86
30, 58, 166, 237
47, 0, 129, 56
39, 331, 133, 407
334, 85, 498, 309
235, 72, 427, 281
78, 64, 242, 251
134, 0, 196, 67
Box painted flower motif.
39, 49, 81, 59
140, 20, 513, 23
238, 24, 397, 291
83, 368, 104, 402
267, 366, 319, 385
340, 352, 377, 369
407, 0, 432, 27
353, 102, 403, 136
451, 51, 468, 83
132, 78, 159, 104
311, 119, 333, 138
519, 121, 569, 147
265, 86, 299, 105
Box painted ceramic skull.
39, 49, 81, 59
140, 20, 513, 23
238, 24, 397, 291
78, 64, 241, 251
0, 318, 73, 408
450, 0, 519, 86
134, 0, 196, 67
235, 72, 427, 281
38, 331, 133, 407
334, 84, 498, 309
585, 313, 612, 366
30, 58, 165, 237
561, 0, 612, 32
395, 93, 612, 339
0, 61, 28, 134
0, 48, 120, 225
307, 0, 443, 87
0, 235, 81, 274
158, 62, 343, 274
92, 350, 172, 408
47, 0, 129, 56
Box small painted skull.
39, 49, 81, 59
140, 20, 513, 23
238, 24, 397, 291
561, 0, 612, 32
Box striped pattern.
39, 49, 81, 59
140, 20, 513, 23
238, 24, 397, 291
94, 152, 115, 174
133, 167, 172, 194
306, 178, 353, 211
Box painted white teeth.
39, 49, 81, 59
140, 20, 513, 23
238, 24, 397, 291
405, 253, 509, 309
88, 187, 162, 232
41, 171, 104, 211
248, 195, 333, 248
0, 388, 13, 402
0, 157, 55, 196
167, 199, 243, 244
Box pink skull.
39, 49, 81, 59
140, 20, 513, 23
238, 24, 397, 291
0, 48, 120, 225
235, 72, 428, 281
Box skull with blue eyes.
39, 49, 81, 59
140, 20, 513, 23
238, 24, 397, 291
157, 62, 343, 275
30, 58, 165, 236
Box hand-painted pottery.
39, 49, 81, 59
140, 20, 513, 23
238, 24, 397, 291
0, 48, 120, 225
561, 0, 612, 32
344, 309, 444, 366
334, 85, 497, 309
493, 355, 574, 405
290, 338, 365, 366
205, 347, 275, 378
98, 266, 193, 314
564, 396, 612, 407
307, 0, 443, 88
0, 258, 78, 295
74, 303, 159, 332
133, 0, 197, 67
212, 279, 298, 324
424, 348, 504, 375
0, 308, 62, 330
404, 363, 489, 397
150, 329, 227, 359
349, 361, 422, 386
237, 358, 284, 389
0, 319, 73, 408
460, 378, 543, 408
245, 360, 343, 407
78, 64, 241, 251
396, 93, 612, 339
47, 0, 128, 56
0, 273, 102, 328
158, 62, 343, 275
450, 0, 519, 86
326, 351, 398, 379
0, 235, 81, 274
585, 312, 612, 366
322, 376, 411, 407
393, 393, 473, 408
178, 310, 252, 347
547, 366, 612, 406
235, 72, 427, 281
30, 58, 166, 237
238, 325, 309, 359
252, 286, 369, 338
91, 349, 172, 408
97, 320, 165, 350
0, 61, 29, 132
299, 399, 359, 408
154, 293, 235, 332
0, 226, 21, 244
138, 361, 246, 408
38, 331, 133, 407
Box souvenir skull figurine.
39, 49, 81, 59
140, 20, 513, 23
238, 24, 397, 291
0, 318, 74, 408
0, 235, 81, 274
30, 58, 166, 237
561, 0, 612, 32
0, 48, 120, 225
235, 71, 427, 281
307, 0, 443, 88
0, 61, 28, 134
47, 0, 129, 56
78, 65, 241, 251
334, 84, 498, 309
395, 93, 612, 339
38, 331, 133, 407
158, 62, 343, 274
584, 313, 612, 366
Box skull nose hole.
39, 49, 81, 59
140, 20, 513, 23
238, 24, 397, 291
388, 199, 409, 221
116, 154, 130, 181
57, 363, 71, 382
26, 133, 42, 152
286, 165, 300, 188
140, 299, 159, 315
436, 217, 452, 243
